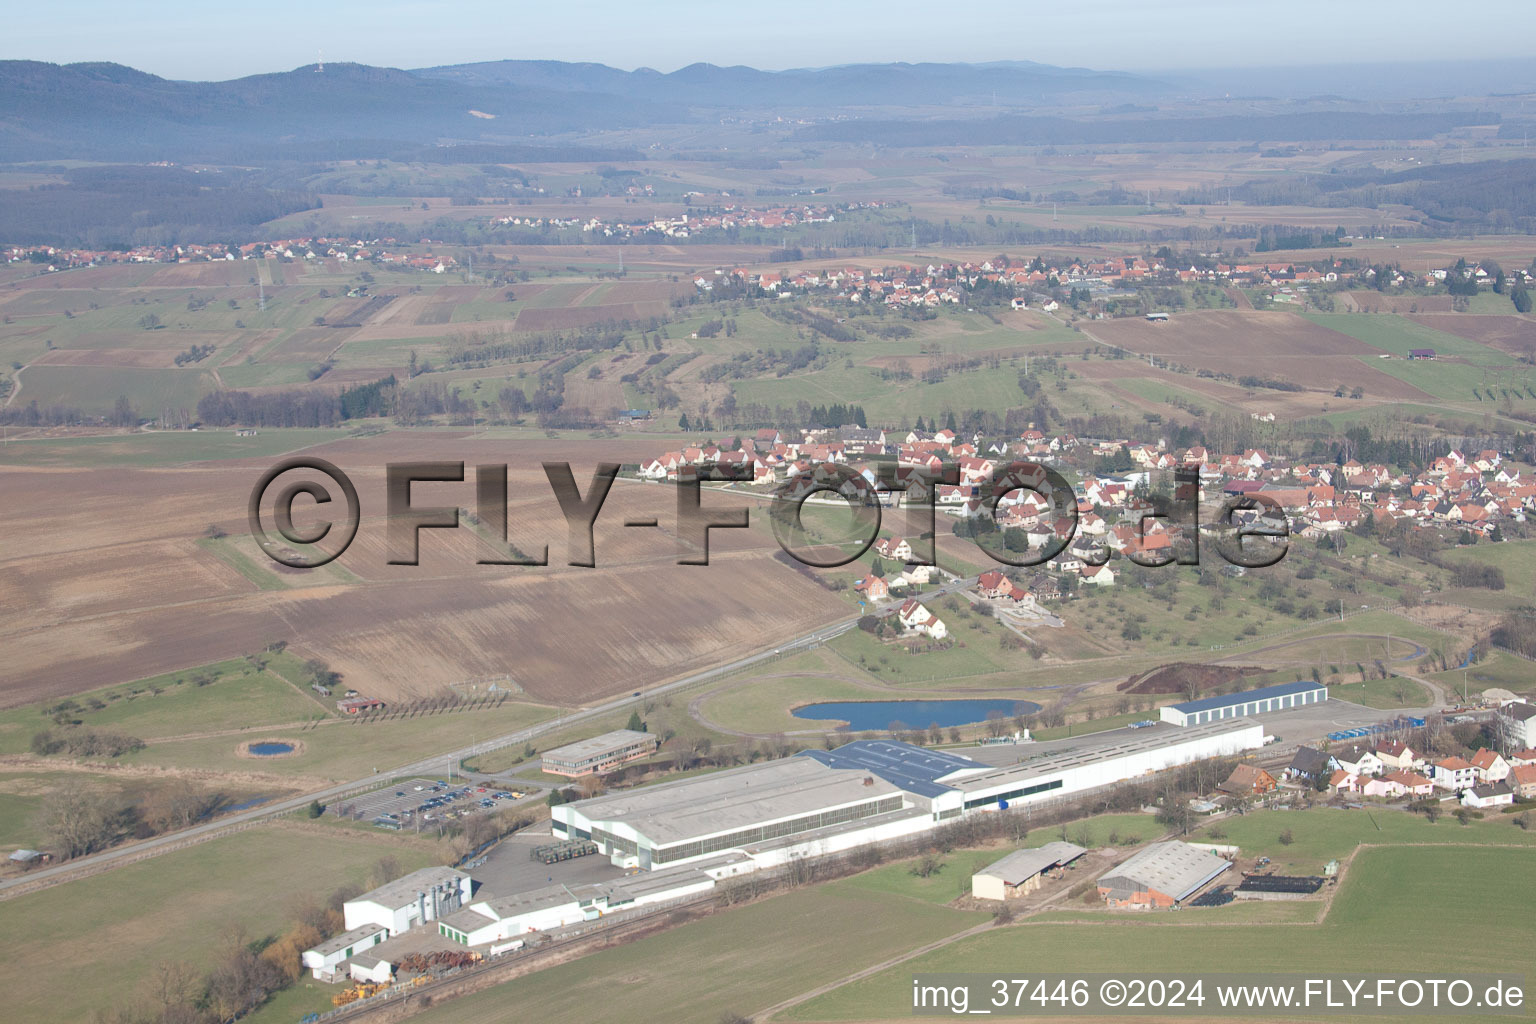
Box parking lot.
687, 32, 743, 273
330, 777, 531, 830
468, 825, 628, 896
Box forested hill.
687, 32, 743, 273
0, 60, 679, 161
413, 59, 1160, 107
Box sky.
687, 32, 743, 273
3, 0, 1531, 80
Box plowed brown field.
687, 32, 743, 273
0, 435, 839, 708
1084, 310, 1433, 400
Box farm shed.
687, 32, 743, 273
301, 924, 388, 981
971, 842, 1087, 901
1096, 841, 1231, 908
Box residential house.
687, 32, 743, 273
1507, 764, 1536, 799
1460, 782, 1514, 809
1468, 748, 1510, 784
1328, 769, 1360, 794
853, 575, 889, 601
1330, 745, 1383, 778
1218, 764, 1278, 797
1079, 563, 1115, 587
1430, 756, 1476, 792
1497, 703, 1536, 748
1372, 739, 1419, 772
1287, 747, 1331, 783
897, 599, 948, 639
977, 570, 1020, 601
1361, 770, 1433, 799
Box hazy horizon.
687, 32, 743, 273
5, 0, 1535, 82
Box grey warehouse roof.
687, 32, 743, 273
353, 866, 469, 910
543, 729, 655, 762
976, 841, 1087, 884
1096, 841, 1230, 902
1167, 680, 1322, 715
798, 739, 989, 798
566, 756, 905, 846
955, 720, 1257, 795
309, 923, 386, 957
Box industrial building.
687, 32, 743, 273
551, 753, 934, 871
438, 859, 732, 948
552, 721, 1264, 872
541, 728, 661, 778
1096, 841, 1231, 908
1159, 680, 1326, 727
301, 924, 388, 981
342, 866, 473, 937
971, 842, 1086, 901
304, 721, 1261, 978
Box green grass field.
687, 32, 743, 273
0, 654, 332, 754
1427, 650, 1536, 702
1300, 313, 1536, 405
1326, 675, 1431, 709
15, 364, 217, 413
828, 618, 1013, 685
120, 699, 564, 781
381, 804, 1536, 1024
408, 871, 988, 1024
1304, 313, 1503, 363
785, 843, 1529, 1022
0, 427, 353, 467
1188, 806, 1536, 875
0, 825, 438, 1024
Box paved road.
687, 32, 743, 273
1, 578, 976, 893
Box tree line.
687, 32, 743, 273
194, 376, 396, 427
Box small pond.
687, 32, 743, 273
791, 698, 1041, 732
247, 741, 295, 756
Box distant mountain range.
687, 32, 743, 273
0, 56, 1517, 164
0, 57, 1159, 161
0, 59, 687, 161
412, 58, 1160, 108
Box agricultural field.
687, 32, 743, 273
0, 824, 440, 1024
1303, 312, 1536, 406
0, 653, 331, 754
1085, 310, 1431, 401
384, 806, 1534, 1024
408, 869, 988, 1024
0, 431, 851, 708
1186, 806, 1536, 876
784, 842, 1529, 1023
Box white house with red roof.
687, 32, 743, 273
1469, 748, 1510, 784
1430, 756, 1476, 792
896, 599, 948, 639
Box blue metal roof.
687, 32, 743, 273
798, 740, 988, 799
1169, 680, 1323, 715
